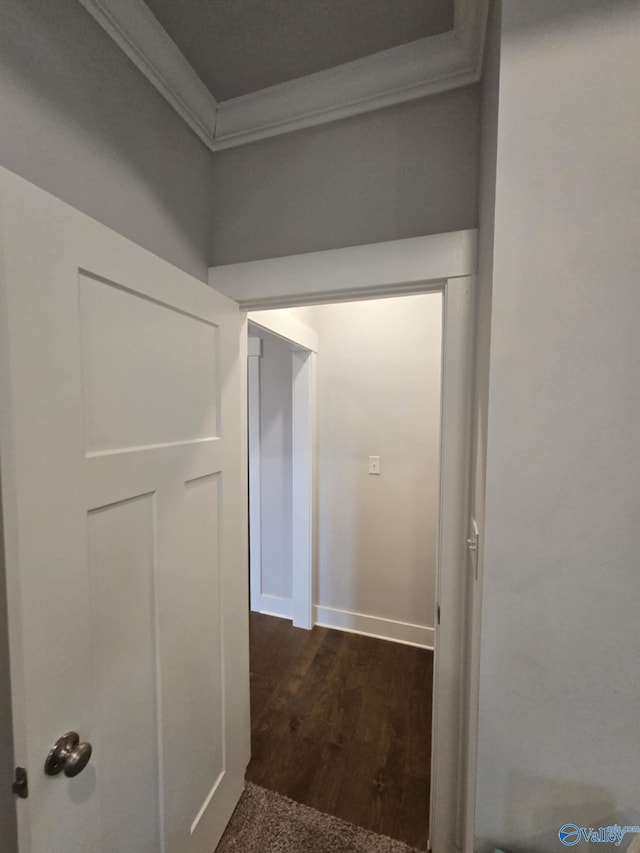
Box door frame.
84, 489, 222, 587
246, 311, 317, 629
210, 229, 478, 853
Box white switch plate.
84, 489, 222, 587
368, 456, 381, 475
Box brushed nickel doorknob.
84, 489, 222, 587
44, 732, 93, 778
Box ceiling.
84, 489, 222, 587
76, 0, 486, 150
143, 0, 455, 100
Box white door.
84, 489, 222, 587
0, 168, 250, 853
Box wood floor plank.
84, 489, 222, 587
374, 643, 418, 841
246, 612, 433, 850
269, 625, 327, 715
250, 619, 317, 729
399, 645, 434, 849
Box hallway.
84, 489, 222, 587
247, 613, 433, 850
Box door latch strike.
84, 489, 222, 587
437, 604, 441, 625
12, 767, 28, 799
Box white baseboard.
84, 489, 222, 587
314, 605, 434, 649
252, 594, 292, 621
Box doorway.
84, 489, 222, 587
210, 229, 477, 853
245, 292, 443, 849
247, 313, 316, 627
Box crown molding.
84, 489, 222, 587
76, 0, 488, 151
214, 0, 488, 150
76, 0, 218, 145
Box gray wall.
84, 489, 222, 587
256, 331, 294, 604
0, 0, 212, 282
475, 1, 640, 850
210, 86, 480, 265
0, 469, 17, 853
463, 0, 500, 841
0, 2, 214, 846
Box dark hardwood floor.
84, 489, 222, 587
247, 612, 433, 850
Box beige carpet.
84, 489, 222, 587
216, 783, 420, 853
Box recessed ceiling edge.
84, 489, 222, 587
75, 0, 488, 151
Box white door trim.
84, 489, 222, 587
432, 274, 474, 853
291, 349, 315, 629
210, 230, 477, 310
210, 231, 478, 853
247, 313, 317, 630
246, 309, 319, 353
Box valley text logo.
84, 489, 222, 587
559, 823, 640, 847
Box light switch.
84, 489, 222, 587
368, 456, 381, 475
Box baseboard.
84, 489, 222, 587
314, 605, 434, 649
252, 594, 292, 621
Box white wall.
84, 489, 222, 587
249, 328, 294, 614
308, 294, 442, 647
476, 2, 640, 850
210, 88, 480, 266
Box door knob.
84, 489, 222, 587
44, 732, 93, 778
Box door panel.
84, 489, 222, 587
0, 167, 250, 853
88, 494, 161, 853
177, 473, 225, 835
78, 272, 220, 454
